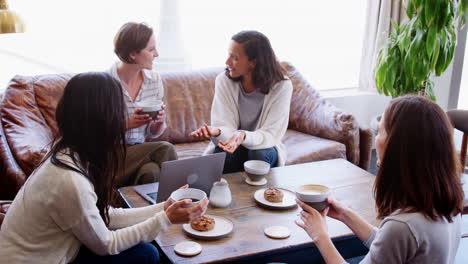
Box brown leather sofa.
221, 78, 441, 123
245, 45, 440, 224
0, 62, 372, 200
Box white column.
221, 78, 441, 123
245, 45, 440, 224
155, 0, 191, 72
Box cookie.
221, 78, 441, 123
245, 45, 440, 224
190, 216, 215, 231
264, 187, 283, 203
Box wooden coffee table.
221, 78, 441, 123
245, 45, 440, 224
119, 159, 378, 263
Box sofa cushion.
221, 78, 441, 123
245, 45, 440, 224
283, 129, 346, 165
157, 69, 223, 143
173, 129, 346, 166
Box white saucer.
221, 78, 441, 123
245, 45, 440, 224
182, 215, 234, 240
253, 188, 297, 209
245, 177, 267, 186
264, 225, 291, 239
174, 241, 202, 257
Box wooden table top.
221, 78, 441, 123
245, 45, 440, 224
119, 159, 378, 264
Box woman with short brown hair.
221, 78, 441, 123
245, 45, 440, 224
296, 95, 463, 263
110, 22, 177, 187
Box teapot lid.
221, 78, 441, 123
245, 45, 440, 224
214, 178, 228, 186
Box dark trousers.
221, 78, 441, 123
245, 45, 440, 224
214, 145, 278, 174
71, 242, 160, 264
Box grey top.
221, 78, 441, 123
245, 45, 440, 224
359, 212, 461, 264
238, 84, 265, 131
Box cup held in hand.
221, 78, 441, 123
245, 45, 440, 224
296, 184, 330, 212
138, 101, 163, 119
169, 188, 207, 208
244, 160, 270, 182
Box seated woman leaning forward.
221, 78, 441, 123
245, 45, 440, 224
0, 72, 208, 264
296, 95, 464, 264
109, 22, 177, 187
190, 30, 293, 173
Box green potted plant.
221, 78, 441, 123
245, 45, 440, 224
375, 0, 467, 100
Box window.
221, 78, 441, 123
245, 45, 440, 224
179, 0, 367, 90
0, 0, 160, 89
0, 1, 367, 91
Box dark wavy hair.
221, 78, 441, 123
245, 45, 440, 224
48, 72, 127, 225
114, 22, 153, 64
374, 95, 463, 222
225, 30, 286, 94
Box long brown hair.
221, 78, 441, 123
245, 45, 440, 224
226, 30, 286, 94
375, 95, 463, 222
49, 72, 127, 225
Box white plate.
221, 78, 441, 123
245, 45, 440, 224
254, 188, 297, 209
264, 225, 291, 239
174, 241, 202, 257
182, 215, 234, 240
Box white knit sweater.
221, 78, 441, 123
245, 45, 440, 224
0, 153, 171, 264
204, 73, 293, 166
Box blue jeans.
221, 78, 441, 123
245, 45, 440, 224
72, 242, 160, 264
214, 145, 278, 174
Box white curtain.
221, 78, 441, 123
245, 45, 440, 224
358, 0, 406, 92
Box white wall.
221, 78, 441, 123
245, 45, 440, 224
323, 63, 458, 151
326, 63, 455, 128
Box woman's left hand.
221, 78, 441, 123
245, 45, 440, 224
218, 131, 245, 154
295, 199, 330, 242
152, 105, 166, 124
164, 184, 189, 210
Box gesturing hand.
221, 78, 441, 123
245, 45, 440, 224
165, 198, 209, 224
189, 124, 220, 140
295, 199, 330, 242
126, 108, 151, 130
218, 131, 245, 154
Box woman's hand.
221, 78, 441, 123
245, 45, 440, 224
218, 131, 245, 154
151, 105, 166, 124
149, 105, 167, 135
126, 108, 152, 130
295, 199, 330, 242
325, 197, 350, 222
189, 124, 220, 140
165, 198, 209, 224
164, 184, 189, 210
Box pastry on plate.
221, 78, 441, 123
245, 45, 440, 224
264, 187, 283, 203
190, 216, 215, 231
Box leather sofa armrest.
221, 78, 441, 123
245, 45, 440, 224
0, 120, 26, 200
289, 97, 361, 166
284, 61, 361, 167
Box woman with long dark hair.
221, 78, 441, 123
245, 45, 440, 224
0, 72, 208, 264
190, 30, 293, 173
296, 95, 463, 263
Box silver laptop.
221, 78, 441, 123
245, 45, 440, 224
133, 152, 226, 204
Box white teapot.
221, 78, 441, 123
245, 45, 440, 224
209, 178, 232, 208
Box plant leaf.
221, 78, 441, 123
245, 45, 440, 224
406, 0, 415, 19
426, 26, 437, 57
